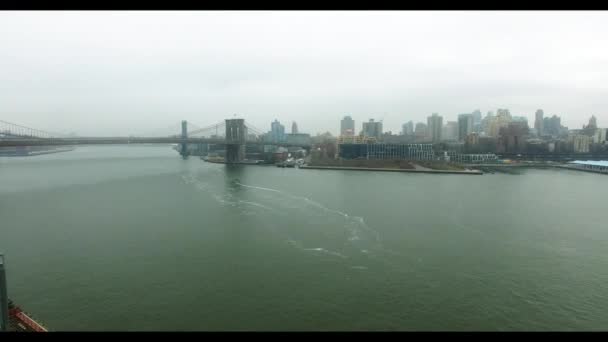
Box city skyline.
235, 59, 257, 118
2, 11, 608, 136
3, 10, 608, 334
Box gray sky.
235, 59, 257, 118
1, 11, 607, 136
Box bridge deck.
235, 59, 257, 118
0, 137, 310, 148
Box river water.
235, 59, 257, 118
1, 145, 607, 331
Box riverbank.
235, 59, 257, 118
299, 165, 483, 175
203, 158, 271, 165
0, 146, 75, 157
553, 164, 608, 175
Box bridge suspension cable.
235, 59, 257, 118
137, 122, 184, 138
188, 121, 226, 137
243, 121, 266, 137
0, 120, 66, 139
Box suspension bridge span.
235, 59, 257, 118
0, 119, 311, 162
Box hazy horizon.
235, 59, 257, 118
1, 11, 607, 136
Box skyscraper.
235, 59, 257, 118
340, 116, 355, 136
472, 109, 482, 132
458, 114, 474, 141
427, 113, 443, 143
512, 116, 528, 124
362, 119, 382, 140
535, 109, 544, 136
402, 121, 414, 135
587, 115, 598, 130
415, 122, 427, 141
496, 109, 511, 123
481, 111, 495, 135
486, 110, 513, 138
543, 115, 562, 137
584, 115, 598, 136
498, 121, 529, 153
472, 109, 482, 124
270, 119, 285, 143
292, 121, 298, 134
442, 121, 458, 141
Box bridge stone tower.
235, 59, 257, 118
180, 120, 188, 157
225, 119, 246, 163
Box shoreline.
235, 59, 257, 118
299, 165, 483, 175
203, 159, 273, 166
552, 164, 608, 175
0, 147, 75, 157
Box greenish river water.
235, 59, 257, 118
1, 145, 607, 331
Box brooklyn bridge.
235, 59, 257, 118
0, 118, 311, 162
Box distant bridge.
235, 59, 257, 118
0, 137, 308, 148
0, 119, 311, 162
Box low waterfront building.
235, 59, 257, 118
339, 143, 434, 161
569, 160, 608, 173
446, 153, 498, 164
338, 135, 377, 144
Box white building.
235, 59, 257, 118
570, 134, 592, 153
593, 128, 607, 144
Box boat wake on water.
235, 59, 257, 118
232, 181, 396, 264
181, 173, 401, 268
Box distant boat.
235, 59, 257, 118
276, 159, 296, 168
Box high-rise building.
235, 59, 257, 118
471, 109, 482, 133
486, 110, 513, 138
512, 116, 528, 124
414, 122, 428, 141
570, 134, 592, 153
442, 121, 458, 141
465, 132, 480, 151
362, 119, 383, 140
584, 115, 598, 136
498, 121, 529, 153
270, 119, 286, 143
481, 111, 495, 135
472, 109, 482, 125
340, 116, 355, 136
291, 121, 298, 134
470, 109, 481, 132
593, 128, 607, 144
586, 115, 598, 130
543, 115, 562, 137
458, 114, 474, 141
427, 113, 443, 143
496, 109, 512, 120
535, 109, 544, 136
401, 121, 414, 136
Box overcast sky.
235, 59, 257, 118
1, 11, 607, 136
